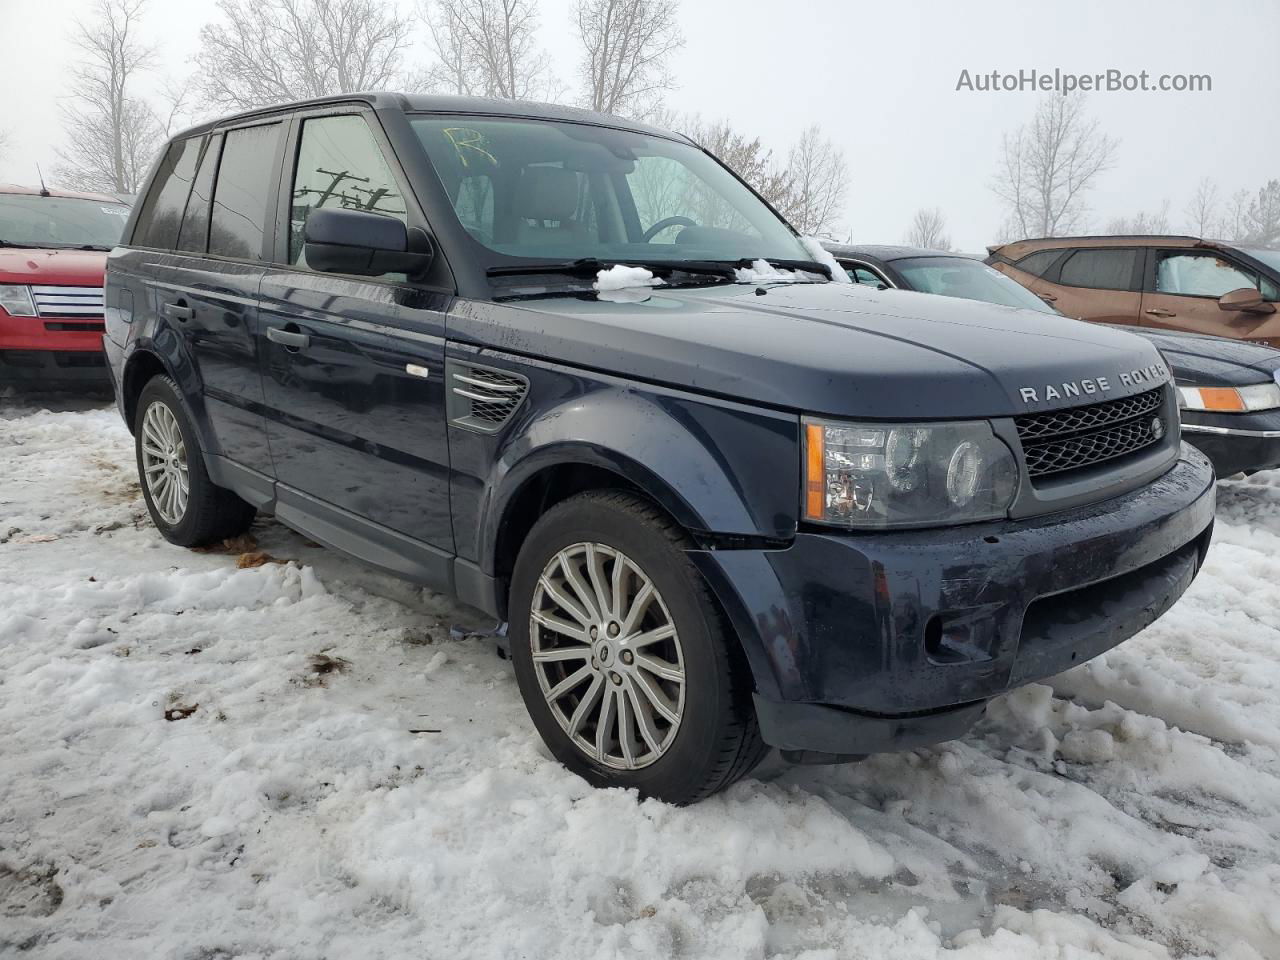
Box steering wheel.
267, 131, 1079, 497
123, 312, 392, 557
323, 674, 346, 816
642, 216, 697, 243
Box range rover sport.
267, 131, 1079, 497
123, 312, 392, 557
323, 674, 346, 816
104, 94, 1216, 804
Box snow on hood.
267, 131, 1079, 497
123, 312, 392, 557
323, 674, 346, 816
593, 264, 664, 292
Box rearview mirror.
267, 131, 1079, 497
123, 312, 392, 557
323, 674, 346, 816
303, 208, 434, 278
1217, 286, 1276, 314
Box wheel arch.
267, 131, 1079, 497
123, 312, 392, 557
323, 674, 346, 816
488, 447, 704, 600
120, 348, 170, 433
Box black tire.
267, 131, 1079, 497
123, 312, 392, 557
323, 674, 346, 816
509, 491, 766, 804
134, 375, 256, 547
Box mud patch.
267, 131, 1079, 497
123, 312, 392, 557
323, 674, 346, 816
0, 864, 64, 918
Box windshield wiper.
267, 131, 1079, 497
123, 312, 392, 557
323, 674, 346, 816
486, 257, 738, 281
730, 257, 834, 279
0, 240, 113, 251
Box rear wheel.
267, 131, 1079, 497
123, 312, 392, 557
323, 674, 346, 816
509, 491, 766, 804
134, 375, 255, 547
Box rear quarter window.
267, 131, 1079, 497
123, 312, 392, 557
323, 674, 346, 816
132, 137, 202, 249
175, 134, 222, 254
1012, 249, 1062, 278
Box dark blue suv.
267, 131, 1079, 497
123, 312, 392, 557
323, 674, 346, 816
104, 94, 1216, 804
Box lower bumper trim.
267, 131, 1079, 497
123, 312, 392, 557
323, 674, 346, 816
1181, 423, 1280, 438
753, 694, 987, 755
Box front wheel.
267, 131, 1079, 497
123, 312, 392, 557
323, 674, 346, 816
509, 491, 765, 804
134, 375, 256, 547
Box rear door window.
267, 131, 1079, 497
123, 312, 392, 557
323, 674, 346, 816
1057, 248, 1138, 290
209, 123, 283, 261
1155, 251, 1258, 297
175, 134, 222, 254
133, 137, 201, 249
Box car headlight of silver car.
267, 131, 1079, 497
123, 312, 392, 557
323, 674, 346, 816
1177, 383, 1280, 413
0, 284, 37, 317
803, 418, 1018, 528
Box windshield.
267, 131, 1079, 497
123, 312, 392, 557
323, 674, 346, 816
894, 256, 1057, 314
1241, 247, 1280, 275
0, 194, 130, 249
410, 116, 810, 268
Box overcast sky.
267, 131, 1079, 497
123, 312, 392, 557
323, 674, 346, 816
2, 0, 1277, 250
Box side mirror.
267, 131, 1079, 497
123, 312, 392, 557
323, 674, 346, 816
1218, 286, 1276, 314
303, 208, 434, 277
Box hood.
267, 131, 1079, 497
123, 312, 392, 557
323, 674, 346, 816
456, 282, 1168, 419
0, 248, 109, 287
1117, 325, 1280, 386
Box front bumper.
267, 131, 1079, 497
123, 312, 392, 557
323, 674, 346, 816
1182, 410, 1280, 476
0, 313, 109, 387
693, 445, 1216, 755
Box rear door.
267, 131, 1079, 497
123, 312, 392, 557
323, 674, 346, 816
1038, 246, 1143, 324
257, 107, 455, 584
1141, 248, 1277, 343
126, 126, 282, 483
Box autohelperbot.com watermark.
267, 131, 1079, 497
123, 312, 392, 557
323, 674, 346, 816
955, 68, 1212, 95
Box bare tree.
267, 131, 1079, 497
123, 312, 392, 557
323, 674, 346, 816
0, 129, 9, 164
1243, 180, 1280, 247
660, 112, 791, 212
197, 0, 414, 110
992, 94, 1118, 239
781, 124, 848, 238
1216, 188, 1253, 242
574, 0, 682, 119
1105, 200, 1170, 235
54, 0, 159, 194
905, 207, 952, 250
1184, 177, 1219, 237
423, 0, 556, 100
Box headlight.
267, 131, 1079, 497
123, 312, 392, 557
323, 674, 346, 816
804, 418, 1017, 528
0, 284, 36, 317
1177, 383, 1280, 412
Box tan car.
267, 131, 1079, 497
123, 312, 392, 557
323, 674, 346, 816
987, 236, 1280, 345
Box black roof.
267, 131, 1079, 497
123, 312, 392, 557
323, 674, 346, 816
171, 91, 688, 144
823, 242, 964, 262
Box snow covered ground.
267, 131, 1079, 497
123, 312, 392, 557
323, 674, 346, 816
1, 393, 1278, 960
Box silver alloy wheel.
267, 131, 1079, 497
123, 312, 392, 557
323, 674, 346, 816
530, 542, 686, 770
140, 400, 189, 526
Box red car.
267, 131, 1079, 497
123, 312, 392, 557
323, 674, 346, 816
0, 184, 131, 387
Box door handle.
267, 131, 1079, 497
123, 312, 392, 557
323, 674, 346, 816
162, 300, 192, 321
1145, 308, 1177, 318
267, 325, 311, 351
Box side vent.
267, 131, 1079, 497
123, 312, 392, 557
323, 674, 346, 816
447, 360, 529, 433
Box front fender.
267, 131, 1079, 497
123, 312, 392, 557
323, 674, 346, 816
471, 383, 800, 574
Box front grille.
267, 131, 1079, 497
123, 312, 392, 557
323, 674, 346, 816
1016, 386, 1166, 480
30, 285, 105, 318
44, 321, 105, 332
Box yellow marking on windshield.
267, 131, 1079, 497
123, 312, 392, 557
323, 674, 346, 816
443, 127, 497, 169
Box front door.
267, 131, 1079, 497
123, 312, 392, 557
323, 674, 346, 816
257, 110, 455, 584
1141, 248, 1280, 344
